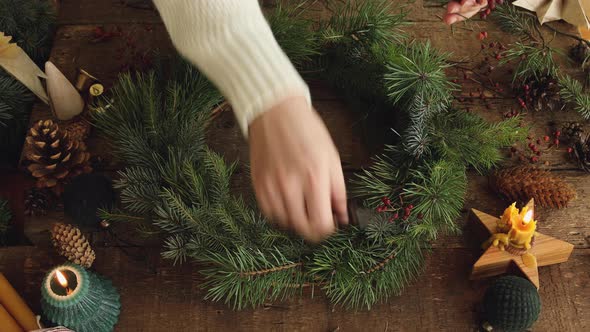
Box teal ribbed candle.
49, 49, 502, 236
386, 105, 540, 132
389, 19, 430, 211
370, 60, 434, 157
41, 264, 120, 332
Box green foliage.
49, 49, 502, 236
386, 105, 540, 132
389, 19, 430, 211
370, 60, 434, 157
320, 0, 408, 47
558, 74, 590, 119
430, 112, 527, 173
98, 1, 526, 310
502, 43, 558, 83
268, 1, 320, 67
0, 0, 56, 63
384, 41, 455, 106
404, 161, 466, 239
492, 4, 540, 41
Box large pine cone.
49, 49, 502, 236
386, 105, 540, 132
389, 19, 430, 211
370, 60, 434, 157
522, 75, 563, 112
490, 167, 576, 209
51, 223, 95, 268
25, 119, 92, 189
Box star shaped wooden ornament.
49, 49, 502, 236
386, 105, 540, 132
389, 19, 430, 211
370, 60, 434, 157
469, 199, 574, 289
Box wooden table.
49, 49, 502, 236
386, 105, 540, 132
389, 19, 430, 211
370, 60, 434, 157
1, 1, 589, 331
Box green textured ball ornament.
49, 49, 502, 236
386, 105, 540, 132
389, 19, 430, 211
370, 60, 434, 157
41, 264, 121, 332
483, 276, 541, 332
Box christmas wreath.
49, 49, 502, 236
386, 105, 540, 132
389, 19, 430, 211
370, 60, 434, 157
94, 1, 525, 309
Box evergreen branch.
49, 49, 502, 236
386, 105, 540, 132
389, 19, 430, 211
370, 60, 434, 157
558, 74, 590, 119
404, 161, 466, 238
385, 41, 456, 106
431, 111, 527, 173
492, 4, 540, 42
321, 0, 409, 46
501, 42, 558, 82
239, 262, 303, 277
364, 249, 397, 274
268, 1, 320, 67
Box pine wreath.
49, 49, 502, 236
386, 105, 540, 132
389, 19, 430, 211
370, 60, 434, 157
94, 1, 525, 309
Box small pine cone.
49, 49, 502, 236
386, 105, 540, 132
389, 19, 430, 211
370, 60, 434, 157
25, 119, 92, 189
490, 167, 576, 209
51, 222, 95, 268
573, 134, 590, 173
570, 42, 590, 66
24, 187, 55, 216
522, 76, 563, 112
63, 117, 92, 142
562, 122, 585, 143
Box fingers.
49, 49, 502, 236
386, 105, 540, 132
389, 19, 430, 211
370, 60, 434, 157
280, 175, 315, 241
254, 176, 288, 229
305, 171, 335, 242
330, 158, 348, 226
443, 0, 488, 25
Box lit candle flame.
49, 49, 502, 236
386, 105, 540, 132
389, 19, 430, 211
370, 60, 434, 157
55, 270, 73, 295
55, 270, 68, 288
522, 210, 533, 225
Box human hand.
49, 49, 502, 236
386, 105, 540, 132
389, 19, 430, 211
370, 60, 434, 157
249, 96, 348, 242
444, 0, 489, 25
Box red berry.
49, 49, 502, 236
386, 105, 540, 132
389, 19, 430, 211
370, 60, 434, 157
408, 204, 414, 209
524, 84, 530, 91
536, 151, 541, 156
489, 2, 496, 10
495, 53, 502, 60
497, 0, 504, 4
481, 44, 486, 50
489, 42, 495, 48
480, 12, 488, 19
543, 135, 550, 142
554, 139, 560, 145
530, 156, 539, 163
392, 213, 399, 220
536, 139, 542, 145
485, 9, 491, 15
417, 213, 424, 220
478, 32, 486, 40
568, 147, 574, 153
555, 130, 561, 137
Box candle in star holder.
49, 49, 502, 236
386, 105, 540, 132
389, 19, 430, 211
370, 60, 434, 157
470, 199, 573, 288
41, 264, 120, 332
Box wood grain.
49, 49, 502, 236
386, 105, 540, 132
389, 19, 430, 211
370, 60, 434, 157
0, 246, 588, 331
5, 0, 590, 331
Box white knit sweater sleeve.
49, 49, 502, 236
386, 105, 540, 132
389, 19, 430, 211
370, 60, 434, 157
153, 0, 311, 136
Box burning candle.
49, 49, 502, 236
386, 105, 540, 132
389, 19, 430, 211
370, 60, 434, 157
54, 270, 73, 296
508, 207, 536, 249
41, 264, 121, 332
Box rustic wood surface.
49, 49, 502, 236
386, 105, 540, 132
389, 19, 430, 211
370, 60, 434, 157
1, 0, 589, 331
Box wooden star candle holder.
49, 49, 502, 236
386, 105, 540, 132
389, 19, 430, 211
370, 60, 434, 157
469, 199, 574, 288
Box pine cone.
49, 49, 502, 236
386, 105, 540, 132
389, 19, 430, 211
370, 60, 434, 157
24, 187, 55, 216
570, 42, 590, 66
562, 121, 585, 143
522, 75, 563, 112
490, 167, 576, 209
51, 223, 95, 268
573, 134, 590, 173
63, 117, 92, 142
25, 119, 92, 189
